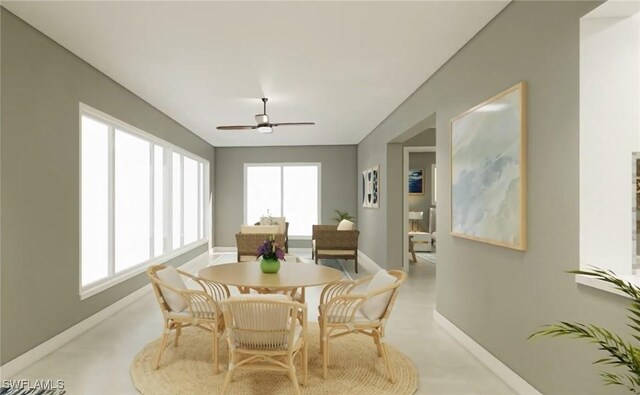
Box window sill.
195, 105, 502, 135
80, 239, 208, 300
574, 273, 638, 299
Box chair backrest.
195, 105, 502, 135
221, 296, 304, 352
313, 226, 359, 250
147, 265, 174, 317
236, 233, 286, 260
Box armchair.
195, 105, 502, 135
235, 225, 286, 262
312, 224, 360, 273
256, 217, 289, 252
219, 295, 308, 395
147, 264, 230, 374
317, 270, 406, 382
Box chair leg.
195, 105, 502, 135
315, 254, 319, 265
288, 364, 301, 395
212, 330, 220, 375
355, 255, 358, 273
221, 365, 234, 395
154, 326, 170, 369
174, 323, 182, 347
380, 341, 396, 384
374, 335, 383, 357
322, 335, 329, 379
302, 341, 308, 386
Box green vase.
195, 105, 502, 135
260, 258, 281, 274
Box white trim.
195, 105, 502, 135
80, 239, 207, 300
356, 249, 384, 274
403, 146, 436, 270
0, 251, 213, 380
433, 310, 543, 395
575, 273, 636, 299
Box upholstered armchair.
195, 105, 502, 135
312, 223, 360, 273
254, 217, 289, 252
147, 264, 230, 374
318, 270, 406, 383
235, 224, 286, 262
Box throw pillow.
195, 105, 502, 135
360, 270, 397, 320
156, 266, 188, 312
337, 219, 355, 231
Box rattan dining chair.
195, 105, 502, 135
219, 295, 308, 395
147, 264, 230, 374
317, 270, 406, 383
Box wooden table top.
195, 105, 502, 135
198, 261, 343, 289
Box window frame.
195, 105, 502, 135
243, 162, 322, 240
79, 103, 209, 300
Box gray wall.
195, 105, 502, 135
358, 2, 634, 394
0, 10, 215, 364
214, 145, 357, 248
408, 152, 435, 231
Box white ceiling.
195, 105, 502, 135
4, 1, 509, 147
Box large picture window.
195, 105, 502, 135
80, 104, 209, 298
245, 163, 320, 238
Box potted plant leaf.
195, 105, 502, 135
530, 267, 640, 393
333, 209, 355, 224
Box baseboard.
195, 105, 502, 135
0, 251, 211, 379
212, 246, 236, 252
356, 249, 384, 274
433, 310, 542, 395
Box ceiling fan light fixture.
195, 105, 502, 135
257, 125, 273, 134
255, 114, 269, 123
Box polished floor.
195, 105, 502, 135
11, 251, 515, 394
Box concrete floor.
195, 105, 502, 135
9, 250, 515, 394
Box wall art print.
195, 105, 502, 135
362, 165, 380, 208
450, 81, 527, 250
408, 169, 424, 195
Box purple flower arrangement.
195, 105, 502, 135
256, 237, 285, 261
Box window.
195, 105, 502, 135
245, 164, 320, 238
80, 104, 209, 298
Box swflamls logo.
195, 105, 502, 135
2, 378, 65, 391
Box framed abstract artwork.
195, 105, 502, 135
408, 169, 424, 195
362, 165, 380, 208
450, 82, 527, 250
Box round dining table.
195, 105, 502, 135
198, 261, 343, 303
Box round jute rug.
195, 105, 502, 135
131, 324, 418, 395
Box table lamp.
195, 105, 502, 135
409, 211, 424, 231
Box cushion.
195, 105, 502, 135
241, 225, 280, 234
337, 219, 355, 231
261, 217, 287, 234
360, 270, 397, 320
156, 266, 188, 312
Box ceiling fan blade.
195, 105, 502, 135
216, 125, 257, 130
271, 122, 315, 127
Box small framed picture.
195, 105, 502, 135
408, 169, 424, 195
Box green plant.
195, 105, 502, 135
530, 267, 640, 393
333, 209, 355, 223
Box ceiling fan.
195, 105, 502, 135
216, 98, 315, 134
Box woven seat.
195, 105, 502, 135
147, 264, 230, 375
